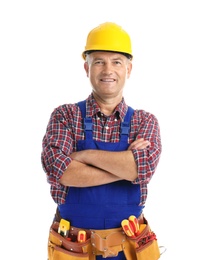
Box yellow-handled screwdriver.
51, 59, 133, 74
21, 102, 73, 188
121, 219, 136, 238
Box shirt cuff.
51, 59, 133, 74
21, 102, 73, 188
48, 154, 72, 188
132, 149, 150, 184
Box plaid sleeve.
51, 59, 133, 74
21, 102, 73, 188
132, 110, 162, 184
41, 106, 73, 188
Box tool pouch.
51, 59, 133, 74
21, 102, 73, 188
48, 218, 161, 260
123, 218, 160, 260
48, 221, 127, 259
48, 221, 93, 260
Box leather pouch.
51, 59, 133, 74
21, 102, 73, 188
135, 239, 160, 260
123, 218, 160, 260
48, 221, 92, 260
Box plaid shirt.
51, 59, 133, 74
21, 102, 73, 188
41, 94, 162, 206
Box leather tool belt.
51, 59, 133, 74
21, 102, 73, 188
48, 215, 160, 260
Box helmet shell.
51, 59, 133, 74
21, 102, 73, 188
82, 22, 132, 60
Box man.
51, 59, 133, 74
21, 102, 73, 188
41, 22, 162, 260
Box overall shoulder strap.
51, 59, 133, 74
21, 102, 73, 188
77, 100, 93, 139
77, 100, 86, 118
120, 106, 135, 141
124, 106, 134, 122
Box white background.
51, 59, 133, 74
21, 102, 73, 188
1, 0, 206, 259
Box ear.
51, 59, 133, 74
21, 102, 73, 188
127, 62, 132, 79
84, 62, 89, 77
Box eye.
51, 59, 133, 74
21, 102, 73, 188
94, 60, 104, 65
114, 60, 122, 65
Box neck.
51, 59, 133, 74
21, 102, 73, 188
92, 93, 122, 116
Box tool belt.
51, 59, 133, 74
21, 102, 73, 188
48, 215, 161, 260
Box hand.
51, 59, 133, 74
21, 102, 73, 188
128, 138, 150, 150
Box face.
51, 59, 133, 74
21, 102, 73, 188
84, 51, 132, 100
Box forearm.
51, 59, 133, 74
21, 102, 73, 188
59, 159, 121, 187
71, 150, 138, 181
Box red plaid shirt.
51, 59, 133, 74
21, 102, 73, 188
41, 94, 162, 205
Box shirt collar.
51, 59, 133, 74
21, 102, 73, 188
86, 93, 128, 121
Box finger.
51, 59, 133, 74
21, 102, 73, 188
128, 138, 144, 148
137, 141, 150, 149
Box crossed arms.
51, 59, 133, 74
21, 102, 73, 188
59, 138, 150, 187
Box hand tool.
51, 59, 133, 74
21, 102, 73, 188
77, 230, 87, 242
128, 215, 140, 236
121, 219, 136, 238
58, 219, 70, 237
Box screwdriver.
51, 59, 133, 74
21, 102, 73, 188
128, 215, 140, 236
121, 219, 136, 238
77, 230, 87, 242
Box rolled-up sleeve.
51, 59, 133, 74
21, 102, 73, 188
132, 110, 162, 184
41, 107, 73, 188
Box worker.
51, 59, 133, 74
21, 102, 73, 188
41, 22, 162, 260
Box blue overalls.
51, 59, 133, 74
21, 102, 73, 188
58, 100, 143, 259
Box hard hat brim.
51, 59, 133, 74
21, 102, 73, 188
82, 50, 133, 60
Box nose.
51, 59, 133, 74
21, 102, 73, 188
102, 63, 113, 75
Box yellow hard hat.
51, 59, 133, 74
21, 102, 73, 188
82, 22, 132, 60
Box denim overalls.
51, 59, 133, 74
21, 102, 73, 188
58, 100, 143, 259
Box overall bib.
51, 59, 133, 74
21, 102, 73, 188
58, 100, 143, 259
